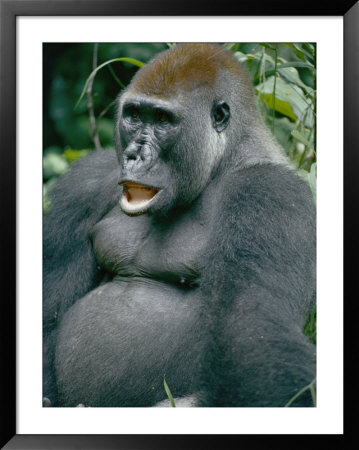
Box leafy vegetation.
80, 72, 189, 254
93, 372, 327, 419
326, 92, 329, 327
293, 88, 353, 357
163, 376, 176, 407
43, 43, 168, 185
285, 378, 316, 407
228, 43, 316, 200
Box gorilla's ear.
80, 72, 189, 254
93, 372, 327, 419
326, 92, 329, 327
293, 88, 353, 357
211, 101, 230, 133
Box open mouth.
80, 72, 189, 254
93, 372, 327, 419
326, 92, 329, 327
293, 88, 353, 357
120, 182, 160, 215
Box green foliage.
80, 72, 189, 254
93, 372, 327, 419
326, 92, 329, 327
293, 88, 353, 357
43, 146, 69, 180
304, 306, 317, 344
284, 378, 316, 407
231, 43, 316, 173
64, 148, 91, 164
163, 377, 176, 407
75, 56, 145, 109
43, 43, 168, 155
43, 43, 168, 200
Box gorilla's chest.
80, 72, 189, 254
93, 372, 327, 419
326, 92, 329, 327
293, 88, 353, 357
91, 204, 208, 286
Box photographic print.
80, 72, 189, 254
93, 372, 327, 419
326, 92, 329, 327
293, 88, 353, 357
42, 42, 317, 408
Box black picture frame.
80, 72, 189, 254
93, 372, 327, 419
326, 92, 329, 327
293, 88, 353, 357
1, 1, 357, 448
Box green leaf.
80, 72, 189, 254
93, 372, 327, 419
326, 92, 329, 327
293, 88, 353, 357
257, 83, 297, 121
277, 67, 314, 98
265, 116, 296, 153
291, 129, 312, 148
43, 152, 69, 178
163, 377, 176, 407
256, 76, 311, 122
64, 148, 91, 163
284, 378, 316, 407
75, 57, 145, 109
234, 51, 259, 63
255, 64, 315, 96
282, 43, 315, 64
223, 43, 240, 52
107, 64, 126, 89
259, 43, 276, 51
278, 61, 315, 71
308, 162, 317, 203
302, 43, 315, 59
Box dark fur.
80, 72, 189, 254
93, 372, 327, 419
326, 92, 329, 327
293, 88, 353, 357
43, 44, 316, 407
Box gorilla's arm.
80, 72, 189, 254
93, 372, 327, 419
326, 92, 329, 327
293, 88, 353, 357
43, 149, 120, 325
201, 164, 316, 407
43, 149, 120, 402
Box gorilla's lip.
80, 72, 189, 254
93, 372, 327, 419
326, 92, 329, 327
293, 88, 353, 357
119, 181, 160, 215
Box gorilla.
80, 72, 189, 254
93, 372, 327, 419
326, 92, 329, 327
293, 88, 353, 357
43, 43, 316, 407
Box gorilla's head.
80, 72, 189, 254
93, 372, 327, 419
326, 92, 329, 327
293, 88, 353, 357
115, 43, 258, 217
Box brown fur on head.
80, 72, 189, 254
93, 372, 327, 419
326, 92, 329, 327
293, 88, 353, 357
129, 43, 250, 99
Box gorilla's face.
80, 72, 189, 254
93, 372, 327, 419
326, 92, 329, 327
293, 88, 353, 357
117, 95, 184, 216
116, 91, 228, 217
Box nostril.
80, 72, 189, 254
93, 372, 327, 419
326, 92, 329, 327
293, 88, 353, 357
124, 144, 141, 161
123, 143, 152, 165
126, 152, 138, 161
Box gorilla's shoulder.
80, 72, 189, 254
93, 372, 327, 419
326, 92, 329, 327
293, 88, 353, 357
45, 149, 120, 223
227, 163, 314, 211
50, 150, 118, 197
214, 163, 316, 240
64, 148, 118, 181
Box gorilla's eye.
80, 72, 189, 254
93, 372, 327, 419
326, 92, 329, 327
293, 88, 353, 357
130, 108, 140, 119
156, 109, 170, 123
124, 105, 140, 120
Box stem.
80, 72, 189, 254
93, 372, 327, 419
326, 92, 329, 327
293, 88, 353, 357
284, 378, 316, 407
87, 43, 102, 151
272, 47, 277, 135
